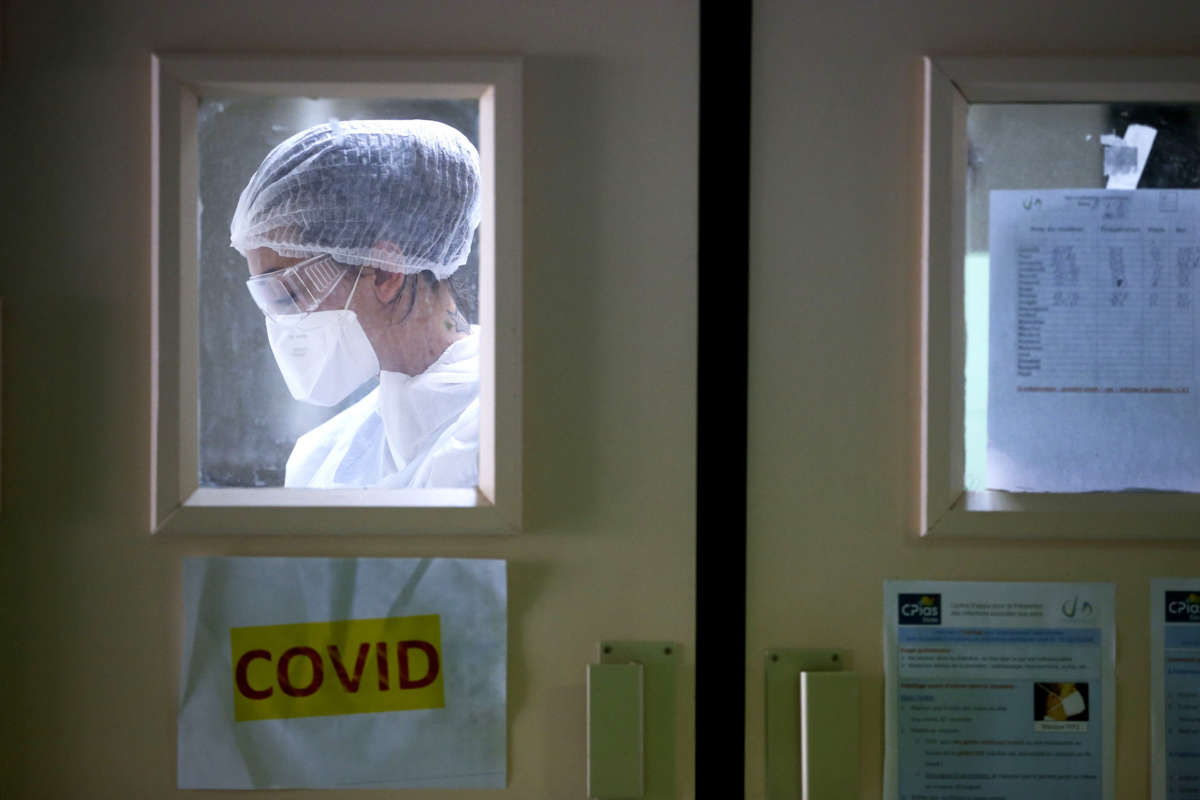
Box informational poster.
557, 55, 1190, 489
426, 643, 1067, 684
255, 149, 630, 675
1151, 578, 1200, 800
884, 581, 1115, 800
178, 557, 506, 789
988, 189, 1200, 492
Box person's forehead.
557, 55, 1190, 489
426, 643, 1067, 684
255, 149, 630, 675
245, 247, 307, 276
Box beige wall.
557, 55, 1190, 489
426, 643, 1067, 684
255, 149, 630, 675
748, 1, 1200, 797
0, 1, 697, 796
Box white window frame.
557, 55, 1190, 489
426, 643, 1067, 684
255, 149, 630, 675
151, 54, 522, 534
921, 56, 1200, 538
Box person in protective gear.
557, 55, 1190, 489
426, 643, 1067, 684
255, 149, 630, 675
230, 119, 482, 489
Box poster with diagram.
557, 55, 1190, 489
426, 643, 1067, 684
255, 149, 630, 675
884, 581, 1115, 800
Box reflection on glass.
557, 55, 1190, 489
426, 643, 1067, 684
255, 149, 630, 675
199, 99, 481, 489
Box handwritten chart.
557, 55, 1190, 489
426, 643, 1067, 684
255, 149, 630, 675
988, 190, 1200, 492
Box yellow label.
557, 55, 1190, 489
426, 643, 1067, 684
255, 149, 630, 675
230, 615, 444, 722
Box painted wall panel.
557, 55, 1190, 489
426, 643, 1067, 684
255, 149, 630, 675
0, 1, 697, 796
748, 1, 1200, 797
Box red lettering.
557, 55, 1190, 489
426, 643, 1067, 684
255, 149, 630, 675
277, 646, 323, 697
235, 639, 438, 700
327, 643, 370, 692
376, 641, 389, 691
235, 649, 273, 700
398, 640, 440, 689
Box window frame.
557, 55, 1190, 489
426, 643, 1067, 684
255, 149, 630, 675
921, 56, 1200, 538
151, 54, 522, 534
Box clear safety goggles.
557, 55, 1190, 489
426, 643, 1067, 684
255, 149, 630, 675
245, 254, 359, 321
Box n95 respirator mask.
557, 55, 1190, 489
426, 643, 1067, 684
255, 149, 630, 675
266, 310, 380, 406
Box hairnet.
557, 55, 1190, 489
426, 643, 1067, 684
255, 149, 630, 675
230, 120, 481, 279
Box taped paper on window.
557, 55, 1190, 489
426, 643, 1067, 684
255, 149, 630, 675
1102, 124, 1157, 189
988, 189, 1200, 492
178, 557, 506, 789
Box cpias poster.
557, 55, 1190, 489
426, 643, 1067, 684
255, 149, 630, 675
884, 580, 1115, 800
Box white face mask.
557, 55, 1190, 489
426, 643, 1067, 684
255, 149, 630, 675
265, 268, 380, 406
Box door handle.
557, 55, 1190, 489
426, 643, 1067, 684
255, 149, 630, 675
587, 662, 644, 798
765, 649, 859, 799
586, 641, 678, 800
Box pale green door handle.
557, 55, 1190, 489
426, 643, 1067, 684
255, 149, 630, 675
799, 671, 859, 799
587, 663, 645, 799
765, 649, 857, 799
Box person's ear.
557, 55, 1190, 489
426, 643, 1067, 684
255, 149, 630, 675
371, 269, 409, 303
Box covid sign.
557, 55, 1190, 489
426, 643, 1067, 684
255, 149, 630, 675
230, 614, 444, 721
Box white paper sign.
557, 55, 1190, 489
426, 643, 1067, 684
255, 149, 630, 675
884, 580, 1115, 800
178, 557, 506, 789
988, 189, 1200, 491
1150, 578, 1200, 800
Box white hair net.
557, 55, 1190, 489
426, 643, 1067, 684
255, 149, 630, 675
230, 120, 481, 279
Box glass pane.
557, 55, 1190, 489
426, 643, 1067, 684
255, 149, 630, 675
198, 96, 480, 488
965, 104, 1200, 492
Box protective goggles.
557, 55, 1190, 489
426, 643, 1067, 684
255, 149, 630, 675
245, 254, 359, 321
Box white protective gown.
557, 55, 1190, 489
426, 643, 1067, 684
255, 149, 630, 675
284, 329, 479, 489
